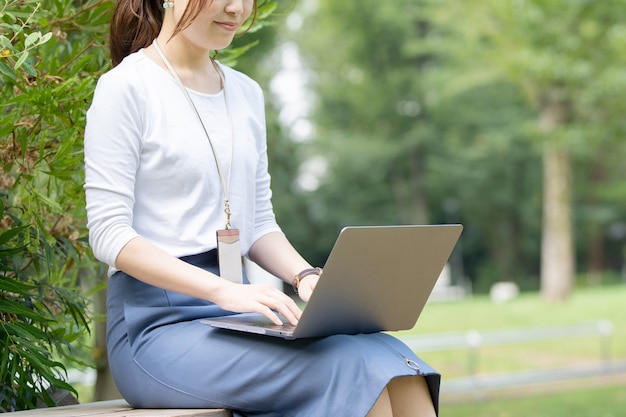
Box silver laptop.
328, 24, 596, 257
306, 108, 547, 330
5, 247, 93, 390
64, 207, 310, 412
201, 224, 462, 340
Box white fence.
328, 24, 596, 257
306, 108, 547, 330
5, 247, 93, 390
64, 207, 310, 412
398, 319, 626, 397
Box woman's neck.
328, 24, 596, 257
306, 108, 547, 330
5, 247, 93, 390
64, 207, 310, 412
149, 34, 223, 95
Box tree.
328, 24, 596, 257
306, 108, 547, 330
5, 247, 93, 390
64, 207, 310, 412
291, 0, 455, 265
458, 0, 626, 300
291, 0, 626, 292
295, 0, 540, 287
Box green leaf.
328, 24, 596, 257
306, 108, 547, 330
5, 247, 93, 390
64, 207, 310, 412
256, 2, 278, 20
14, 51, 28, 70
24, 32, 41, 49
0, 345, 10, 381
0, 244, 29, 258
0, 59, 16, 80
0, 299, 51, 323
19, 345, 62, 373
0, 35, 12, 50
0, 277, 37, 295
5, 321, 50, 343
32, 190, 64, 212
40, 32, 53, 44
0, 225, 28, 246
20, 59, 37, 76
2, 10, 16, 22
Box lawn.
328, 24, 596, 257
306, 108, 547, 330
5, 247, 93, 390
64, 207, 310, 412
394, 284, 626, 376
389, 284, 626, 415
443, 384, 626, 417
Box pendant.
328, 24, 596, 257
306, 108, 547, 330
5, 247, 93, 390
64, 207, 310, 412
216, 229, 243, 284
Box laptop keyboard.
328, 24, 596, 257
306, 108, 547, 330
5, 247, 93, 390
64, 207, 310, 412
245, 316, 296, 331
255, 322, 296, 331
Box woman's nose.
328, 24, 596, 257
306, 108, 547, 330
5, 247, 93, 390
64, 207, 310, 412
225, 0, 244, 15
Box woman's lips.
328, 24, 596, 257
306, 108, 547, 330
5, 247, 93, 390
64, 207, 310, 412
216, 21, 239, 32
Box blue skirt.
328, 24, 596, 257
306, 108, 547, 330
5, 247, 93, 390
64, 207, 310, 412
106, 250, 440, 417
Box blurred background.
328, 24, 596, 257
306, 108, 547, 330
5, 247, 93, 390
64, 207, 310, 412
236, 1, 626, 415
240, 0, 626, 298
1, 0, 625, 414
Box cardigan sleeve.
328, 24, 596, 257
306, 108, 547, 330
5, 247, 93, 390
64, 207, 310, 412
252, 86, 283, 243
83, 69, 143, 267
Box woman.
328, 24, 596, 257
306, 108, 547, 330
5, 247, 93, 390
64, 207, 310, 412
84, 0, 440, 416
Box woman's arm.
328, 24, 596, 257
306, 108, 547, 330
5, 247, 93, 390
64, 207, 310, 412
115, 236, 301, 325
247, 231, 321, 302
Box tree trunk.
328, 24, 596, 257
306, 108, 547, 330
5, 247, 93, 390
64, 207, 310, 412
540, 140, 574, 301
586, 161, 608, 285
408, 147, 429, 225
391, 146, 430, 225
587, 228, 605, 285
539, 97, 575, 302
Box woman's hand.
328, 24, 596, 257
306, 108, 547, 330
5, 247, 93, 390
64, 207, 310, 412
113, 237, 301, 326
213, 281, 302, 326
296, 274, 319, 303
247, 232, 322, 304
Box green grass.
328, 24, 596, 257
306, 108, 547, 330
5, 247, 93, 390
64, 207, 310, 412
443, 384, 626, 417
412, 284, 626, 334
392, 284, 626, 378
388, 284, 626, 415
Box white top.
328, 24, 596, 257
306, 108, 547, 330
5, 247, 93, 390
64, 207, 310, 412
84, 50, 281, 275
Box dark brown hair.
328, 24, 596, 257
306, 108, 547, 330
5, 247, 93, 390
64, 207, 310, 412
109, 0, 258, 67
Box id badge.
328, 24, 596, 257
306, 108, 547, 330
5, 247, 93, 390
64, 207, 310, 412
216, 229, 243, 284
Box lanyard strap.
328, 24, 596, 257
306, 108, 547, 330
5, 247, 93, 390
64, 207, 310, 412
153, 39, 235, 229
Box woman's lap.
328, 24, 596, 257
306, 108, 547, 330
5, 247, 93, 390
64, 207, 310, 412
106, 254, 440, 416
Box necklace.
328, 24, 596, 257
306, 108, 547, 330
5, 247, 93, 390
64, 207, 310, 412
153, 39, 242, 284
152, 38, 235, 230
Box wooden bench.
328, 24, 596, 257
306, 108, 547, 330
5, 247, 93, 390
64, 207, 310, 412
9, 399, 232, 417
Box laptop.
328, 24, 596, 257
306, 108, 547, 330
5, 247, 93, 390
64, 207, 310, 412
201, 224, 462, 340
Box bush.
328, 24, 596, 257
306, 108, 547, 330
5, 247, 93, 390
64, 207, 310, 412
0, 0, 110, 410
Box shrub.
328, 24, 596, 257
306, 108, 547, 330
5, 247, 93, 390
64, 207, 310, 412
0, 0, 110, 410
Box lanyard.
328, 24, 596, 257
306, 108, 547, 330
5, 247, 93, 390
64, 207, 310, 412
153, 39, 235, 230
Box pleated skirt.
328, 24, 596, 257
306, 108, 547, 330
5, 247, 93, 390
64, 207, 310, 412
106, 250, 440, 417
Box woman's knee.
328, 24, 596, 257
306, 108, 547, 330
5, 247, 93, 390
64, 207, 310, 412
387, 376, 436, 417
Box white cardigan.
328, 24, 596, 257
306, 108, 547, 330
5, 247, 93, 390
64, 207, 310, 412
84, 50, 281, 275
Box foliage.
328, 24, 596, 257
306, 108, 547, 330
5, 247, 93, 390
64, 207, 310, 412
291, 0, 450, 264
0, 196, 89, 411
455, 0, 626, 300
0, 0, 112, 410
290, 0, 626, 291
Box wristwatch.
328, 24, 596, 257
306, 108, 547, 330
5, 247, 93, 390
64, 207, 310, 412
292, 267, 323, 294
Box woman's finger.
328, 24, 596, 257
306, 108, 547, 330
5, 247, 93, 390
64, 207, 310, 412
256, 304, 284, 326
259, 290, 301, 326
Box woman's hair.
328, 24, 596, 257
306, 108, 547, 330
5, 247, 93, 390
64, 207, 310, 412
109, 0, 258, 67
